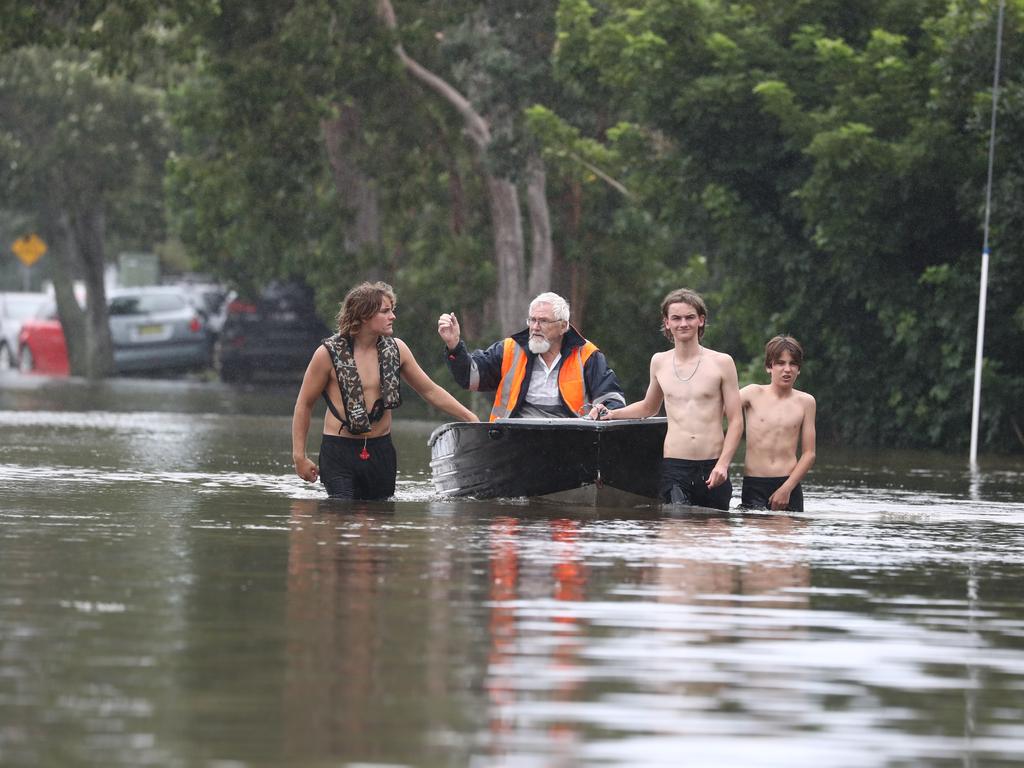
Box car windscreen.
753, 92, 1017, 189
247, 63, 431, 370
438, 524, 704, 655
109, 294, 187, 316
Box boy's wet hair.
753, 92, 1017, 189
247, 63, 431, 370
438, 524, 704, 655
661, 288, 707, 341
764, 335, 803, 369
336, 281, 397, 336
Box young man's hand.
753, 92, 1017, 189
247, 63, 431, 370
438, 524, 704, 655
706, 464, 729, 489
768, 486, 792, 510
294, 456, 318, 483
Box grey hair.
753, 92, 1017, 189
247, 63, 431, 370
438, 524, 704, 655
530, 292, 570, 322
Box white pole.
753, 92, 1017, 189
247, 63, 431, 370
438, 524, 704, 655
970, 251, 988, 464
970, 0, 1006, 466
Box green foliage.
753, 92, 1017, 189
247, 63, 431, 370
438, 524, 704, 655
541, 0, 1024, 453
0, 45, 169, 249
4, 0, 1023, 451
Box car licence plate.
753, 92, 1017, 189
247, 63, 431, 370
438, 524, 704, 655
135, 323, 166, 336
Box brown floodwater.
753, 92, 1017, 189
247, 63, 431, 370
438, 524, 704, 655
1, 372, 1023, 767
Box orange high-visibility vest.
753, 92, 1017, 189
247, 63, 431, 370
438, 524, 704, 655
489, 338, 598, 421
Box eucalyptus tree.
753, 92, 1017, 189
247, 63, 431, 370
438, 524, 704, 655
0, 46, 169, 378
377, 0, 564, 333
1, 1, 492, 370
158, 1, 500, 366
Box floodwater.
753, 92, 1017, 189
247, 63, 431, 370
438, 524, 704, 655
1, 373, 1023, 768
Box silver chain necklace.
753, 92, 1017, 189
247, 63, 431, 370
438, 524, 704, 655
672, 347, 703, 382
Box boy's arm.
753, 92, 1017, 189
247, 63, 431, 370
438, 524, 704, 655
399, 339, 480, 422
599, 355, 664, 420
708, 355, 743, 488
739, 383, 754, 407
292, 346, 331, 482
769, 395, 817, 510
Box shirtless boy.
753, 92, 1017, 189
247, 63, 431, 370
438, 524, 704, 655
739, 335, 816, 512
590, 288, 742, 510
292, 281, 478, 500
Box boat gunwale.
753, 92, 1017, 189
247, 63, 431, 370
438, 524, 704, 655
427, 416, 668, 447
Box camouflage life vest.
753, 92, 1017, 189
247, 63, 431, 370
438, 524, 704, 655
321, 333, 402, 434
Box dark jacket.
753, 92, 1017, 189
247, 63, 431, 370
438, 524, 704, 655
444, 325, 626, 417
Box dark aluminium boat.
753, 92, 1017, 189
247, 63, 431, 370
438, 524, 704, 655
428, 417, 668, 505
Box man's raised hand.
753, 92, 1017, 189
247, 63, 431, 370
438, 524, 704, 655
437, 311, 461, 350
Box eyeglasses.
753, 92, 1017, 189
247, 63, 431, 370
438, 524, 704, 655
527, 317, 561, 327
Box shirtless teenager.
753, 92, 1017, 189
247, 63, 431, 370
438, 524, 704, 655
739, 335, 816, 512
589, 288, 742, 510
292, 281, 478, 500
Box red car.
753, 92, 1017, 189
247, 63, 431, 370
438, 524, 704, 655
18, 300, 71, 375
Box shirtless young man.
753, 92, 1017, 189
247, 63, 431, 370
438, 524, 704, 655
739, 335, 816, 512
589, 288, 742, 510
292, 281, 478, 500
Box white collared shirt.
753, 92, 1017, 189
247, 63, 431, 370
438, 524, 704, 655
525, 353, 563, 406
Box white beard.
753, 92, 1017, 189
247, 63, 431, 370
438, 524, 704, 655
528, 336, 551, 354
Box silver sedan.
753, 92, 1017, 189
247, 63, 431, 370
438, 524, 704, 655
108, 287, 212, 374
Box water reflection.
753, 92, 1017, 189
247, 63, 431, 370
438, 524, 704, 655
3, 377, 1024, 767
487, 516, 520, 747
654, 515, 810, 609
283, 498, 480, 766
484, 517, 590, 764
284, 499, 394, 762
263, 497, 1024, 767
471, 513, 819, 765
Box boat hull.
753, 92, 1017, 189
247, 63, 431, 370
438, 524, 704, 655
428, 418, 668, 504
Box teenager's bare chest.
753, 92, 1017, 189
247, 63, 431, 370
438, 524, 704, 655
656, 363, 720, 405
749, 395, 803, 431
352, 348, 381, 390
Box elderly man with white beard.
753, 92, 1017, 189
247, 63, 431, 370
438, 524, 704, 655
438, 292, 626, 421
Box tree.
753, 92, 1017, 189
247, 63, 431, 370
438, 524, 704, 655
547, 0, 1024, 451
0, 46, 169, 377
376, 0, 561, 333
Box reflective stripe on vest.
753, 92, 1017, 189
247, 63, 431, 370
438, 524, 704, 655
558, 341, 597, 416
489, 339, 526, 421
489, 339, 598, 421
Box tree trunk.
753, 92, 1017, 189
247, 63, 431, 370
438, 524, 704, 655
50, 239, 88, 375
525, 152, 553, 300
486, 175, 527, 333
565, 180, 587, 332
321, 105, 382, 278
374, 0, 552, 335
443, 134, 466, 236
62, 207, 113, 379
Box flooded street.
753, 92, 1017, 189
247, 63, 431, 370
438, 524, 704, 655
2, 373, 1024, 767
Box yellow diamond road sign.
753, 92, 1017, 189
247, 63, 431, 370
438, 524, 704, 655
12, 234, 47, 267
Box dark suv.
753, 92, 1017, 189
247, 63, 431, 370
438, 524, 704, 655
214, 282, 329, 383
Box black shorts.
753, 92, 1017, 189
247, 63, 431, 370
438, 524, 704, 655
740, 476, 804, 512
660, 458, 733, 511
318, 433, 397, 500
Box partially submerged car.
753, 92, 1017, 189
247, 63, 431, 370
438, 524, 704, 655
18, 286, 211, 376
17, 299, 70, 375
107, 286, 211, 374
215, 281, 329, 383
0, 291, 48, 370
